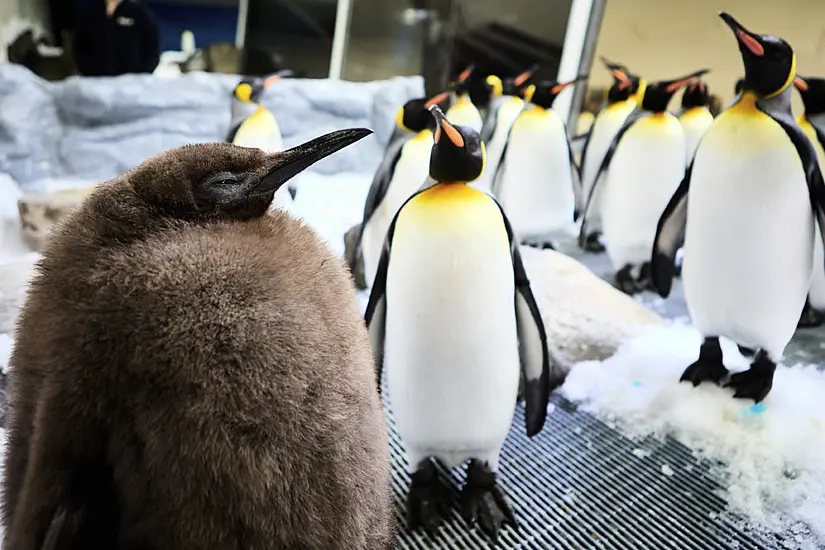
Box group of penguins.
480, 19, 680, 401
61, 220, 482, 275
4, 10, 825, 550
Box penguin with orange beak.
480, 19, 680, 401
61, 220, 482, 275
491, 78, 583, 249
365, 105, 564, 540
227, 70, 295, 205
652, 13, 825, 403
579, 67, 709, 294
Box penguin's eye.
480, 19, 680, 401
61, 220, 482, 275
202, 171, 242, 187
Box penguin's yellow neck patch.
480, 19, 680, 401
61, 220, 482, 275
411, 128, 433, 143
728, 92, 761, 117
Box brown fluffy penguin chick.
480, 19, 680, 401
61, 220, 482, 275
2, 129, 395, 550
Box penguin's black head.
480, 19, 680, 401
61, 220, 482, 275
720, 12, 795, 99
734, 77, 745, 95
681, 79, 711, 109
396, 91, 450, 133
602, 58, 642, 103
428, 105, 484, 183
233, 70, 292, 104
488, 64, 539, 97
131, 128, 372, 221
794, 76, 825, 116
524, 78, 580, 109
641, 69, 710, 112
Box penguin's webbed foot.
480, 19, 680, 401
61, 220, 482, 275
614, 265, 643, 295
407, 460, 452, 535
583, 233, 605, 253
797, 300, 825, 329
460, 460, 516, 539
638, 262, 656, 292
724, 350, 775, 403
680, 336, 728, 387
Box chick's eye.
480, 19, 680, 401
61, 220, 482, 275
202, 172, 241, 187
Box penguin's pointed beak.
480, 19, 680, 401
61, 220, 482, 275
794, 76, 810, 92
429, 105, 465, 148
664, 69, 711, 93
514, 64, 539, 87
424, 91, 450, 109
457, 64, 474, 83
551, 77, 584, 95
720, 12, 765, 57
252, 128, 373, 195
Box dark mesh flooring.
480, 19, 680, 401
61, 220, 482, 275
387, 392, 790, 549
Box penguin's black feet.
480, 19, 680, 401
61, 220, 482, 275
638, 262, 656, 291
459, 460, 516, 539
614, 264, 642, 295
737, 344, 756, 358
407, 459, 452, 534
583, 232, 605, 253
521, 240, 555, 250
797, 299, 825, 328
724, 350, 776, 402
681, 337, 728, 387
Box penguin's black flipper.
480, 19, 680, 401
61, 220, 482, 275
760, 103, 825, 266
565, 132, 583, 220
577, 126, 593, 181
490, 140, 508, 197
577, 110, 646, 248
491, 198, 566, 437
650, 163, 693, 298
480, 103, 498, 143
40, 505, 88, 550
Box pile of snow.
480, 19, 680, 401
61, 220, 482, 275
0, 333, 11, 375
0, 174, 28, 261
562, 323, 825, 547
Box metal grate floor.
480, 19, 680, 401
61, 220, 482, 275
387, 393, 790, 550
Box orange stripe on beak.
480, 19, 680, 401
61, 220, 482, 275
514, 67, 536, 87
794, 76, 809, 91
665, 77, 694, 93
737, 29, 764, 56
442, 121, 464, 147
264, 75, 281, 88
425, 91, 450, 108
551, 81, 577, 95
458, 65, 473, 83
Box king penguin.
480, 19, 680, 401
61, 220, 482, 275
679, 78, 715, 166
364, 105, 565, 539
227, 71, 296, 208
580, 68, 709, 294
793, 74, 825, 328
492, 79, 582, 249
1, 129, 396, 549
651, 13, 825, 403
445, 65, 485, 133
473, 64, 538, 193
356, 91, 450, 289
577, 58, 646, 253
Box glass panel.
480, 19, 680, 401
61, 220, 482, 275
243, 0, 338, 77
342, 0, 575, 96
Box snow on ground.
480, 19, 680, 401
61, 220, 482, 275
562, 322, 825, 547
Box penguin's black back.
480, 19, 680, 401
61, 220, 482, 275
3, 178, 394, 549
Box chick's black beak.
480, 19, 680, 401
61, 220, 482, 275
720, 12, 765, 57
252, 128, 373, 195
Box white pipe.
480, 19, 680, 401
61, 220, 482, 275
328, 0, 353, 80
235, 0, 249, 49
553, 0, 595, 126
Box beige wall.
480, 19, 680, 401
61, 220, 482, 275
590, 0, 825, 113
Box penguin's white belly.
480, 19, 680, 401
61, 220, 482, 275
580, 101, 635, 229
683, 111, 812, 359
362, 135, 432, 288
680, 108, 714, 166
475, 98, 523, 193
446, 101, 484, 133
384, 185, 520, 469
497, 110, 575, 239
602, 115, 685, 269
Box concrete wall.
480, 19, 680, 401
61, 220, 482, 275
589, 0, 825, 111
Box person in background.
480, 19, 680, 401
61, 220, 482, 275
73, 0, 161, 76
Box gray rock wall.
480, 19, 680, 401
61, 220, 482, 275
0, 63, 424, 191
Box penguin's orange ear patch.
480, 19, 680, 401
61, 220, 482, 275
737, 30, 764, 56
795, 77, 809, 91
442, 122, 464, 147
